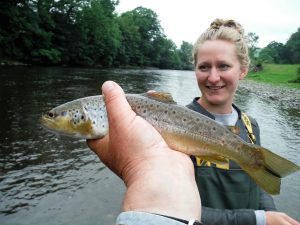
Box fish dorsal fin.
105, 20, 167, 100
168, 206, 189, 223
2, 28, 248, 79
145, 91, 177, 104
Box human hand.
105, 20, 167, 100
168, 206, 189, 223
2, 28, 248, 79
87, 81, 201, 221
266, 211, 300, 225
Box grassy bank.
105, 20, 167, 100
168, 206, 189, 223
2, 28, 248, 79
247, 64, 300, 89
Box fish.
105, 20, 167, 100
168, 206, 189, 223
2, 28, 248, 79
40, 92, 300, 195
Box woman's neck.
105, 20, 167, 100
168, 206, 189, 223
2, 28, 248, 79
197, 98, 233, 114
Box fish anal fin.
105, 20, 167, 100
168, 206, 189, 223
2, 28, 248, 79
145, 91, 176, 104
202, 156, 229, 165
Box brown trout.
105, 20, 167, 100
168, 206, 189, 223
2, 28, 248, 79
40, 92, 300, 194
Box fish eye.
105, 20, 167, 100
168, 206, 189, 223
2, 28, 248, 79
48, 112, 54, 118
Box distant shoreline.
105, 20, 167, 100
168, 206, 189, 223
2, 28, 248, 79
1, 61, 299, 90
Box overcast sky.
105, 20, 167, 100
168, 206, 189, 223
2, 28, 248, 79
116, 0, 300, 48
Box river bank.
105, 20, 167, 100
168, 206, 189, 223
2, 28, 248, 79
239, 80, 300, 108
247, 64, 300, 89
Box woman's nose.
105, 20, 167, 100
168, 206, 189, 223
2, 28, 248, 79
208, 67, 220, 83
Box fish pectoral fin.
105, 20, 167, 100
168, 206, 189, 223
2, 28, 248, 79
144, 91, 176, 104
227, 126, 240, 134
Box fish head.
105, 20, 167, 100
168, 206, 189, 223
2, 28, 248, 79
40, 99, 106, 139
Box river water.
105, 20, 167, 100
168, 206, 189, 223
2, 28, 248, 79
0, 67, 299, 224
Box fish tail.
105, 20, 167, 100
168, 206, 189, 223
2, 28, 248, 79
260, 146, 300, 177
242, 165, 281, 195
241, 145, 300, 195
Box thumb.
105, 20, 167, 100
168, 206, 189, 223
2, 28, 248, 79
101, 81, 135, 132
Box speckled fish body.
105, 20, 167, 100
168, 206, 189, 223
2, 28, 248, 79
41, 93, 299, 194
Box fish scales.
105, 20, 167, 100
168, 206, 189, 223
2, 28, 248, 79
40, 93, 300, 194
127, 95, 232, 158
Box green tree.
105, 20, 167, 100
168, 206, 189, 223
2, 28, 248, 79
258, 41, 282, 64
152, 36, 181, 69
116, 11, 142, 66
179, 41, 193, 70
74, 0, 120, 66
247, 32, 259, 65
0, 0, 57, 63
128, 7, 164, 66
285, 27, 300, 64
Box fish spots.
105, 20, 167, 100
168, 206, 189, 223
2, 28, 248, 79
220, 138, 225, 146
70, 108, 85, 126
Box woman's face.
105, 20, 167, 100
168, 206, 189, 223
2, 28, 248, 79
195, 39, 247, 113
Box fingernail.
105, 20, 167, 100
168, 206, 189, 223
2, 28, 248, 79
102, 81, 115, 94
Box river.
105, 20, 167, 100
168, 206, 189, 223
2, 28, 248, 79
0, 67, 299, 224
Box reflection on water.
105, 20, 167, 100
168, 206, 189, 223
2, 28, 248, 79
0, 67, 299, 224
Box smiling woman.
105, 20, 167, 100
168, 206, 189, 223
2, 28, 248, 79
194, 39, 248, 114
192, 19, 249, 114
186, 18, 300, 225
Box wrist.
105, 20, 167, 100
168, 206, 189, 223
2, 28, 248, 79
122, 155, 201, 221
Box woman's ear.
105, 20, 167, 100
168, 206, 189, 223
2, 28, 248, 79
239, 67, 248, 80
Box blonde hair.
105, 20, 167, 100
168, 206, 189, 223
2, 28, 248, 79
193, 19, 250, 68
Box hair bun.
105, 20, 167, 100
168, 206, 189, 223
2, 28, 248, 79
210, 19, 244, 36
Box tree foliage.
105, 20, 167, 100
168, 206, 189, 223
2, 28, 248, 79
247, 32, 259, 63
0, 0, 192, 69
285, 27, 300, 64
257, 27, 300, 64
0, 1, 299, 68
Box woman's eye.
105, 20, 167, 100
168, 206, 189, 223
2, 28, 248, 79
198, 65, 209, 71
219, 64, 230, 70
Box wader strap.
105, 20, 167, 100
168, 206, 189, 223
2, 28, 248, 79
241, 112, 256, 144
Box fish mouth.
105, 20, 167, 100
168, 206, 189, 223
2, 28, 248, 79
40, 115, 57, 130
